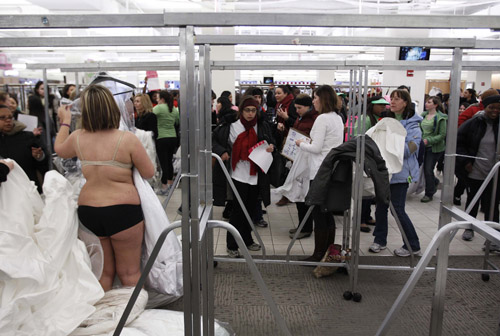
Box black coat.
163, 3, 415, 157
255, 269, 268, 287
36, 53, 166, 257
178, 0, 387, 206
456, 112, 499, 180
212, 116, 277, 207
305, 136, 390, 212
135, 112, 158, 140
0, 162, 9, 184
0, 126, 48, 193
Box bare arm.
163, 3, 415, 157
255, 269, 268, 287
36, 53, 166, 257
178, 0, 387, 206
54, 105, 78, 159
129, 132, 155, 179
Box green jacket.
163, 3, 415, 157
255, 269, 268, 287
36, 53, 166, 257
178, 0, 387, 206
420, 110, 447, 153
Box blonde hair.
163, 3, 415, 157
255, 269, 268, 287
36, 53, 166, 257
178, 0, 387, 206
81, 85, 120, 132
134, 93, 153, 116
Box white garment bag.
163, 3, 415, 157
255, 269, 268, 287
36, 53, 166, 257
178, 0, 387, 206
271, 149, 311, 202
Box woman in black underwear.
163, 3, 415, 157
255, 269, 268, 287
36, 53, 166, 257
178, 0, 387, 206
54, 85, 154, 291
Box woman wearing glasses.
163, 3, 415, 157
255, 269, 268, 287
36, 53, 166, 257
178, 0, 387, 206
212, 96, 276, 258
0, 104, 47, 193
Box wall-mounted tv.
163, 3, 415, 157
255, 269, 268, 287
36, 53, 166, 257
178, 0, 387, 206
263, 76, 274, 84
399, 47, 431, 61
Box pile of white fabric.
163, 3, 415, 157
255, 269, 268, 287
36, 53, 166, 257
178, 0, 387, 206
0, 162, 231, 335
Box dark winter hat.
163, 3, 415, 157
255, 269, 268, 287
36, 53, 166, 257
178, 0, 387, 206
239, 96, 260, 111
483, 95, 500, 108
294, 94, 313, 107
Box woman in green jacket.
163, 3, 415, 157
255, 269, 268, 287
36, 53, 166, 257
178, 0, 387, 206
420, 96, 447, 202
153, 90, 179, 195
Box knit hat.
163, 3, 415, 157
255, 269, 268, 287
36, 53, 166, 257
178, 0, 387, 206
239, 96, 260, 111
294, 95, 312, 107
482, 95, 500, 108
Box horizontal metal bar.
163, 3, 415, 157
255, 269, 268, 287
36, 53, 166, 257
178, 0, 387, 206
0, 36, 180, 48
213, 257, 500, 274
25, 60, 500, 72
164, 13, 500, 29
0, 14, 165, 29
196, 35, 476, 48
443, 206, 500, 245
475, 40, 500, 49
1, 14, 500, 30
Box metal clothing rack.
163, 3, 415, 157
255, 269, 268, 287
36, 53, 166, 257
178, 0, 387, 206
3, 12, 500, 336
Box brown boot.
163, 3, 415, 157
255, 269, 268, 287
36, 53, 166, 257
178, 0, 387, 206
276, 196, 290, 206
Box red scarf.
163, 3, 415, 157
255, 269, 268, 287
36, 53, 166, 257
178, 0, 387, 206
231, 116, 258, 175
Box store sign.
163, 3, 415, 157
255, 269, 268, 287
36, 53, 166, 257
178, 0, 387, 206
406, 70, 414, 77
0, 53, 12, 70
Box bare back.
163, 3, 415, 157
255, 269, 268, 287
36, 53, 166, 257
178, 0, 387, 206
76, 129, 140, 207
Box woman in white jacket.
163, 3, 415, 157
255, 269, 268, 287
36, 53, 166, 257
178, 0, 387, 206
295, 85, 344, 261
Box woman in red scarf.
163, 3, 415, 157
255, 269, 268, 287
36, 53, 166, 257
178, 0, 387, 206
212, 96, 276, 258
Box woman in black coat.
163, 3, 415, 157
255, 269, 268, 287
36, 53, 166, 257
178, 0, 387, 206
212, 96, 277, 258
457, 95, 500, 247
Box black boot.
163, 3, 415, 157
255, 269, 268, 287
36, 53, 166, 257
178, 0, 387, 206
302, 225, 331, 262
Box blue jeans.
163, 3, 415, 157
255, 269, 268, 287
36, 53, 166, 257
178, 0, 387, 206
424, 147, 441, 197
373, 183, 421, 251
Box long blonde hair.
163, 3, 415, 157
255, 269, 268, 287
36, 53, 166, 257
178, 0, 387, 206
134, 93, 153, 116
81, 85, 120, 132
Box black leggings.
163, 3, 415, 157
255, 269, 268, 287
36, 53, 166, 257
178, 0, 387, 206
156, 137, 178, 184
78, 204, 143, 237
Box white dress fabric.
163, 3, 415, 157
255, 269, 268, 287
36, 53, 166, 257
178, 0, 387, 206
271, 149, 310, 202
0, 165, 104, 336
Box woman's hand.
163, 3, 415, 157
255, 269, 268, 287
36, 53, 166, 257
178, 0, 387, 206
0, 160, 14, 171
266, 144, 274, 153
221, 152, 230, 161
33, 127, 43, 136
57, 105, 72, 124
277, 107, 288, 120
423, 139, 429, 146
295, 139, 303, 147
31, 147, 44, 160
465, 162, 473, 173
277, 122, 285, 132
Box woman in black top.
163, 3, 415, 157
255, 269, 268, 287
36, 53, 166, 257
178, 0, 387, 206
134, 93, 158, 140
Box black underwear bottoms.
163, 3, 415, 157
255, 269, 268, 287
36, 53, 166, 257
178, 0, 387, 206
77, 204, 144, 237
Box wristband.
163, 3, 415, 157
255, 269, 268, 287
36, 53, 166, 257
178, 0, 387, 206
60, 123, 71, 128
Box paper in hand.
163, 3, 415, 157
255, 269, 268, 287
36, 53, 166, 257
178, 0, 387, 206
248, 140, 273, 174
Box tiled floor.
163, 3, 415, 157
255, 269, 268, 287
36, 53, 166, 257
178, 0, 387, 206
161, 177, 490, 258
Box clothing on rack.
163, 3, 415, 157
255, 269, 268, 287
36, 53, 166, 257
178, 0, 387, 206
306, 136, 390, 212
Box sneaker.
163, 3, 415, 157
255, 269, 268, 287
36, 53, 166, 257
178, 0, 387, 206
246, 243, 261, 251
420, 195, 433, 203
289, 231, 312, 239
453, 197, 461, 206
226, 249, 240, 258
462, 229, 474, 241
393, 246, 420, 257
289, 228, 297, 234
254, 219, 268, 228
360, 224, 371, 233
368, 242, 387, 253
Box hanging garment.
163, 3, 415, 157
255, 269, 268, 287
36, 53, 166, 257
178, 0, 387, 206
0, 166, 104, 336
365, 117, 406, 176
133, 168, 183, 302
306, 136, 390, 212
271, 149, 310, 202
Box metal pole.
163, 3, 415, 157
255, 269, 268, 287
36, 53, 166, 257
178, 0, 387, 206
286, 205, 314, 261
74, 72, 80, 94
42, 69, 53, 170
179, 26, 193, 336
113, 221, 182, 336
439, 48, 463, 228
208, 221, 292, 336
212, 153, 267, 258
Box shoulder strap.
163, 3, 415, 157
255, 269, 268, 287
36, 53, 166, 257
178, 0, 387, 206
76, 132, 85, 160
112, 131, 125, 160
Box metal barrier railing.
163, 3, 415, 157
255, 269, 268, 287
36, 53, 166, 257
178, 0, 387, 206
113, 220, 291, 336
376, 212, 500, 335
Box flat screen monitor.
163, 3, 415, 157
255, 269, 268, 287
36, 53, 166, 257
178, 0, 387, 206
263, 76, 274, 84
399, 47, 431, 61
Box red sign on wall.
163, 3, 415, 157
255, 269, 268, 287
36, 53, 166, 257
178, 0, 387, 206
406, 70, 414, 77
